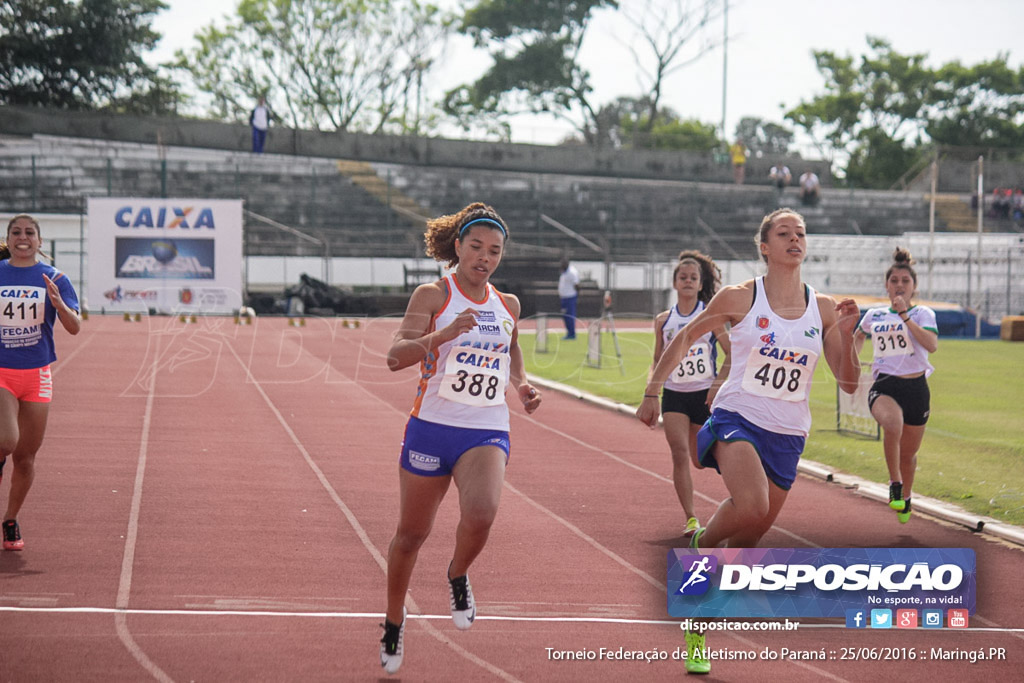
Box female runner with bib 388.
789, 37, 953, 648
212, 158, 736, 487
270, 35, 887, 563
378, 203, 541, 675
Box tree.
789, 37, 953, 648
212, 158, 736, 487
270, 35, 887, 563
785, 37, 934, 184
733, 116, 793, 157
925, 57, 1024, 149
0, 0, 172, 112
592, 96, 719, 150
617, 0, 723, 136
176, 0, 453, 134
444, 0, 617, 144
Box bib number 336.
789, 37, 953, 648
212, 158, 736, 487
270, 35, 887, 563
438, 347, 507, 407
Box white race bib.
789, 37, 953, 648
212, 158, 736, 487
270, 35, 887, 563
741, 345, 817, 402
870, 323, 913, 359
0, 285, 46, 349
673, 342, 714, 382
437, 346, 507, 407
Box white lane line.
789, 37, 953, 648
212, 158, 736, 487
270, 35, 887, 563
115, 357, 175, 683
4, 607, 1022, 634
513, 410, 821, 548
222, 340, 522, 683
49, 331, 93, 376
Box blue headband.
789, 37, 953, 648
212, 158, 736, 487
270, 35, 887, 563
458, 217, 507, 238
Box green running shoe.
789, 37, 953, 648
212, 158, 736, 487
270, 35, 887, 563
683, 516, 700, 537
898, 498, 912, 524
684, 629, 711, 674
689, 527, 705, 550
889, 482, 905, 511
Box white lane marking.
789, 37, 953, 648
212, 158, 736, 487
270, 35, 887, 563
115, 358, 175, 683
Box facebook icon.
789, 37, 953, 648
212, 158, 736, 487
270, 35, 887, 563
846, 609, 867, 629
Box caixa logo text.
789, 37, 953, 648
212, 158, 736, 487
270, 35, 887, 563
115, 206, 216, 229
718, 563, 963, 592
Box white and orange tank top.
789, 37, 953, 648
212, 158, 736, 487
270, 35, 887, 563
711, 276, 823, 437
411, 274, 516, 430
661, 300, 718, 393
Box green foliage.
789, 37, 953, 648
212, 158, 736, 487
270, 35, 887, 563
175, 0, 454, 134
786, 36, 1024, 186
0, 0, 173, 112
519, 329, 1024, 526
446, 0, 615, 142
734, 116, 793, 157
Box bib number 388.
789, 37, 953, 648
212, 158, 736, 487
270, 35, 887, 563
438, 347, 507, 407
741, 347, 817, 402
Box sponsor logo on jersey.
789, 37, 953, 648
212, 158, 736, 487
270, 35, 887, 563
760, 332, 776, 346
757, 347, 811, 365
757, 315, 770, 330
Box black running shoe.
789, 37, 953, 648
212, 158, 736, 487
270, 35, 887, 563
888, 481, 905, 511
2, 519, 24, 551
447, 564, 476, 630
379, 608, 406, 674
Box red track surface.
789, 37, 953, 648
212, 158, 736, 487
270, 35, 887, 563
1, 316, 1021, 682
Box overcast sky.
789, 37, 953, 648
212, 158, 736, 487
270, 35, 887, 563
149, 0, 1024, 150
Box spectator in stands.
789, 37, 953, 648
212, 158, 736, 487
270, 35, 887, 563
769, 164, 791, 206
799, 169, 821, 206
1013, 189, 1024, 221
729, 138, 749, 185
249, 96, 271, 154
558, 257, 581, 340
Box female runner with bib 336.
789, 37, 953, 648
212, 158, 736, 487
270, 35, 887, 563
1, 214, 81, 552
855, 247, 938, 523
378, 203, 541, 675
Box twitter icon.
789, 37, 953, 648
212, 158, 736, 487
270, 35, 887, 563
870, 609, 892, 629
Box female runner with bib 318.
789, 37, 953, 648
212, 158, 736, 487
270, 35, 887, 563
855, 247, 938, 523
1, 214, 81, 551
378, 203, 541, 675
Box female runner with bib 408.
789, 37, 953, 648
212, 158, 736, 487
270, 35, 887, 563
378, 203, 541, 675
637, 209, 860, 675
1, 214, 81, 552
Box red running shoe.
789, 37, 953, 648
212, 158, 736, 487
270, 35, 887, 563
3, 519, 24, 551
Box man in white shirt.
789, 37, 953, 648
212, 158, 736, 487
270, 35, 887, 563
799, 170, 821, 206
558, 257, 581, 340
249, 97, 271, 154
769, 164, 792, 207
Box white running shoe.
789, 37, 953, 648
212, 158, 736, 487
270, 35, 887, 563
379, 607, 406, 674
448, 568, 476, 630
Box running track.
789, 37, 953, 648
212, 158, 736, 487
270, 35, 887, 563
0, 316, 1021, 682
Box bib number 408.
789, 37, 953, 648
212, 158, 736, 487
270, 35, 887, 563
752, 364, 802, 393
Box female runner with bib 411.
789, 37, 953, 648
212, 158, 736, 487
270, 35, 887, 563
378, 203, 541, 675
1, 214, 81, 552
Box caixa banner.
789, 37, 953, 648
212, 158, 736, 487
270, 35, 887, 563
667, 548, 975, 618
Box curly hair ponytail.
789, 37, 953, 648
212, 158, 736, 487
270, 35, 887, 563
423, 203, 508, 268
674, 250, 721, 303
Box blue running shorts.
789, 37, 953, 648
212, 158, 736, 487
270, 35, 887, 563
696, 409, 806, 490
400, 416, 510, 477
